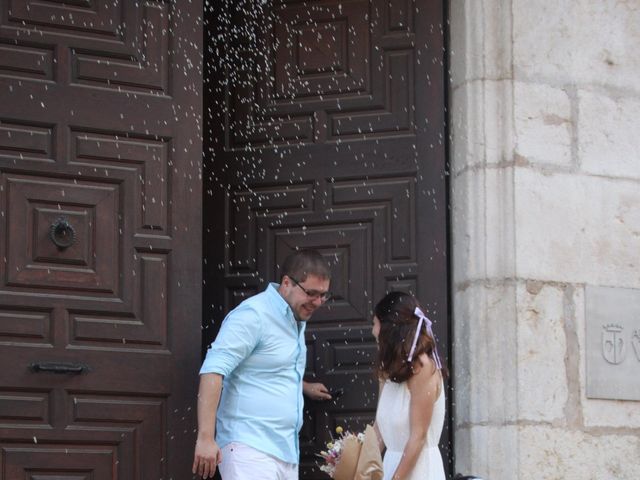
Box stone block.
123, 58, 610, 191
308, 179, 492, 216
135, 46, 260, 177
451, 79, 515, 174
519, 425, 640, 480
579, 89, 640, 180
452, 167, 516, 284
449, 0, 513, 88
513, 0, 640, 91
515, 168, 640, 288
450, 81, 484, 173
516, 282, 568, 422
454, 282, 518, 426
455, 425, 519, 480
514, 82, 573, 167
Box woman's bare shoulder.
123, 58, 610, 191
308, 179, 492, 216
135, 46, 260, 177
407, 354, 440, 391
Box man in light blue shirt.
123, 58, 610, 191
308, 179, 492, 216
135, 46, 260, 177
193, 250, 333, 479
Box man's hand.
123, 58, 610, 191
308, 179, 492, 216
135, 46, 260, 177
303, 381, 332, 401
193, 373, 223, 478
192, 436, 222, 479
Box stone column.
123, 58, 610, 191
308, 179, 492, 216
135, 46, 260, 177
450, 0, 519, 477
450, 1, 640, 478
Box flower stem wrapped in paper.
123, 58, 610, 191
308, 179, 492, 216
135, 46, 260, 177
354, 425, 384, 480
318, 425, 383, 480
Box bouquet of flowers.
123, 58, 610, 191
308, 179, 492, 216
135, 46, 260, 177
317, 425, 383, 480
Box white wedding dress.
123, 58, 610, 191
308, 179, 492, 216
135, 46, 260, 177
375, 378, 446, 480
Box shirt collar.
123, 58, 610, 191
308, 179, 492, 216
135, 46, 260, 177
267, 282, 293, 318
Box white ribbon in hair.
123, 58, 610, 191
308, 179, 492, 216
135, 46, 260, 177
407, 307, 443, 369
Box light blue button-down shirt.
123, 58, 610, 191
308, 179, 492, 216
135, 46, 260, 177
199, 283, 307, 464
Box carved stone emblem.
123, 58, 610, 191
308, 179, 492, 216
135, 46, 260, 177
602, 324, 626, 365
632, 330, 640, 362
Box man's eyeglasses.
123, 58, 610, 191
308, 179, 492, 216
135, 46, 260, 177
289, 276, 332, 302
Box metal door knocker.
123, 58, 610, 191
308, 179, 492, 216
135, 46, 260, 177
49, 216, 76, 249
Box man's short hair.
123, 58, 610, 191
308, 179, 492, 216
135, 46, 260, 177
280, 249, 331, 282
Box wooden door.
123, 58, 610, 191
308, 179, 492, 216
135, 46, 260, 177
204, 0, 449, 477
0, 2, 202, 479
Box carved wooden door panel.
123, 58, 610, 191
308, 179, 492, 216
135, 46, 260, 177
0, 2, 201, 479
204, 0, 448, 478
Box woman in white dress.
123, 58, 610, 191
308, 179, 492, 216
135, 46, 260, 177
372, 292, 446, 480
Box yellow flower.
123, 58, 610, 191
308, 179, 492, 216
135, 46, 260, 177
335, 426, 344, 434
327, 442, 334, 449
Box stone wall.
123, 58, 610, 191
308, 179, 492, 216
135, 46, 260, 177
449, 1, 640, 478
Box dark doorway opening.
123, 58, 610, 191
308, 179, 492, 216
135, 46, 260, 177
203, 1, 451, 477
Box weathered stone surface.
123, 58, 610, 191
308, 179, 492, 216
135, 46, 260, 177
515, 168, 640, 288
513, 0, 640, 92
519, 425, 640, 480
514, 82, 573, 167
579, 89, 640, 180
516, 282, 569, 422
454, 283, 518, 426
455, 425, 519, 480
451, 167, 516, 284
449, 0, 513, 88
450, 0, 640, 478
582, 396, 640, 429
451, 80, 515, 173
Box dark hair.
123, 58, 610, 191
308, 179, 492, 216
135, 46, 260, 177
374, 291, 444, 383
279, 249, 331, 282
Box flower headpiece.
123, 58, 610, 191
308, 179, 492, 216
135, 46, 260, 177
407, 306, 442, 369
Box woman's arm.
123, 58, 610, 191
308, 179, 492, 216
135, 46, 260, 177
374, 378, 386, 453
389, 355, 441, 480
373, 421, 386, 453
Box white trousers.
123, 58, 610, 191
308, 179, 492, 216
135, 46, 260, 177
219, 442, 298, 480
